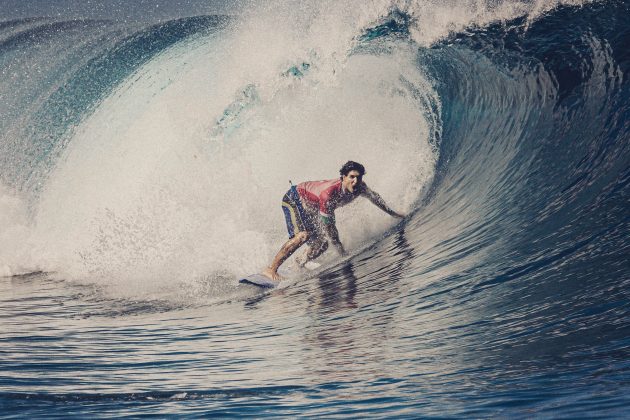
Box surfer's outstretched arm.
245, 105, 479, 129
362, 184, 405, 219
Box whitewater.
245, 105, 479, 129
1, 0, 628, 417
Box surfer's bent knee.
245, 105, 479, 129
295, 231, 309, 243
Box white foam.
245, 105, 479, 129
0, 184, 42, 277
399, 0, 595, 46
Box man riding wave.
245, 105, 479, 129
263, 161, 404, 281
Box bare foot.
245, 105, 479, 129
262, 267, 282, 282
295, 253, 307, 268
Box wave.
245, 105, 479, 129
0, 0, 627, 301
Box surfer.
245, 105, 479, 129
262, 161, 405, 281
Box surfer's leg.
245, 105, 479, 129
263, 231, 309, 280
306, 237, 328, 261
264, 190, 311, 280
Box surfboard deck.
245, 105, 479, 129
239, 273, 279, 288
239, 262, 321, 289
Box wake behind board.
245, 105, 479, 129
239, 274, 279, 288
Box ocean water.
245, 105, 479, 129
1, 0, 629, 417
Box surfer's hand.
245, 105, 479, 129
338, 245, 347, 257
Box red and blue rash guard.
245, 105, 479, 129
296, 179, 362, 224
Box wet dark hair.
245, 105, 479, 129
339, 161, 366, 178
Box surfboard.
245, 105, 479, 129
239, 273, 279, 288
239, 262, 321, 289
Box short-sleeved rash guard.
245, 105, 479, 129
296, 179, 362, 223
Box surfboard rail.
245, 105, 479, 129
239, 274, 279, 288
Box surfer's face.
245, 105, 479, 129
342, 170, 363, 193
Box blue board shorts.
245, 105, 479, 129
282, 186, 317, 240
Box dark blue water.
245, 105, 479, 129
1, 1, 629, 417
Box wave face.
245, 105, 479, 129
1, 0, 629, 417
